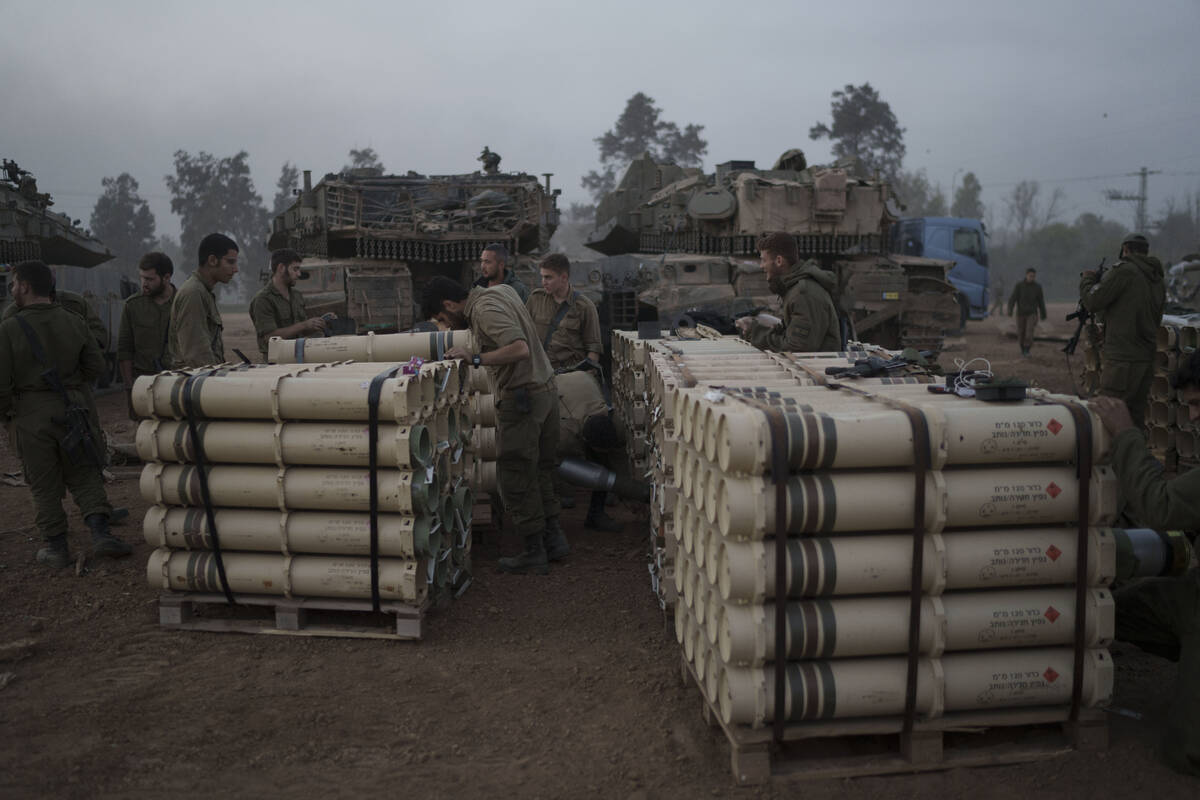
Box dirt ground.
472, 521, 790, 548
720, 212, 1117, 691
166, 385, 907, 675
1, 308, 1196, 798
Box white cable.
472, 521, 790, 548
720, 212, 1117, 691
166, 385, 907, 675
951, 356, 993, 396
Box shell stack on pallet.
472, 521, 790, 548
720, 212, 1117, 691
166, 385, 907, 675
614, 327, 922, 612
134, 346, 477, 622
1152, 321, 1199, 472
665, 376, 1142, 750
270, 329, 500, 575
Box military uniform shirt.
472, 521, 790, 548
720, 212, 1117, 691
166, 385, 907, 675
463, 285, 553, 393
169, 273, 224, 368
1007, 281, 1047, 319
117, 289, 174, 376
249, 282, 308, 360
2, 289, 107, 351
1110, 428, 1200, 530
526, 288, 603, 369
473, 269, 530, 303
555, 369, 609, 453
0, 303, 106, 419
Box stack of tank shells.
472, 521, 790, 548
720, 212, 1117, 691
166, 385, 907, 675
657, 345, 1128, 729
613, 327, 930, 611
1151, 322, 1199, 472
1076, 323, 1103, 399
135, 331, 484, 605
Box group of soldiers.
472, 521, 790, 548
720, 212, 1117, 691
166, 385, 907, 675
3, 222, 1197, 774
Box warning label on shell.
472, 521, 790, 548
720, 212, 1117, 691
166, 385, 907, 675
975, 605, 1058, 645
975, 419, 1066, 459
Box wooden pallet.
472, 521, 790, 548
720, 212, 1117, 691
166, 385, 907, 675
159, 592, 428, 641
680, 654, 1106, 785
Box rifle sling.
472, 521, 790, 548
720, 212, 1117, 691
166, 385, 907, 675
13, 315, 102, 465
541, 293, 578, 354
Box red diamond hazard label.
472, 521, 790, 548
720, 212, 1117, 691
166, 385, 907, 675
1044, 667, 1059, 683
1047, 418, 1063, 435
1046, 545, 1062, 561
1046, 482, 1062, 499
1044, 606, 1061, 623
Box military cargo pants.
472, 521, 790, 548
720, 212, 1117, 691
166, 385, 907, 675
1098, 358, 1154, 428
1016, 314, 1038, 352
15, 409, 111, 540
1115, 569, 1200, 776
497, 386, 560, 538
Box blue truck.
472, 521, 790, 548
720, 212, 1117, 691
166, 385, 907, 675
891, 217, 990, 327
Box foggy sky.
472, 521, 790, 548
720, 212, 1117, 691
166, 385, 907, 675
4, 0, 1199, 252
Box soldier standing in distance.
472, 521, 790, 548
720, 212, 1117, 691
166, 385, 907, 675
169, 233, 239, 369
0, 260, 131, 567
249, 248, 329, 362
473, 243, 529, 303
1079, 233, 1165, 427
1007, 267, 1047, 357
118, 252, 175, 415
735, 232, 840, 352
422, 275, 564, 574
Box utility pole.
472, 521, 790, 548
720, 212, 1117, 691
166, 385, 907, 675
1105, 166, 1161, 232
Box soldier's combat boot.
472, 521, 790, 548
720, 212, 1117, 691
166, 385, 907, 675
498, 534, 549, 575
36, 534, 70, 569
543, 517, 570, 561
86, 514, 132, 558
584, 491, 622, 533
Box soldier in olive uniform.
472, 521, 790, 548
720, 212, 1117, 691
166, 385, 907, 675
1079, 233, 1165, 427
735, 232, 840, 353
423, 275, 563, 574
556, 369, 623, 532
169, 233, 239, 369
1007, 268, 1047, 357
249, 248, 328, 361
118, 252, 175, 416
0, 261, 131, 567
472, 243, 529, 302
526, 253, 603, 370
1091, 351, 1200, 777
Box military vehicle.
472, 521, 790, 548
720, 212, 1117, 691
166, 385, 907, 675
582, 150, 960, 353
267, 160, 561, 332
1, 159, 130, 384
1167, 254, 1200, 310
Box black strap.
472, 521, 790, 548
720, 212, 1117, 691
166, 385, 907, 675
367, 365, 404, 612
180, 370, 236, 605
898, 406, 932, 735
541, 292, 578, 353
14, 315, 103, 465
1063, 402, 1093, 721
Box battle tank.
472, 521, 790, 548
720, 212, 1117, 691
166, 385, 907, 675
267, 156, 560, 333
1, 159, 113, 269
581, 150, 960, 352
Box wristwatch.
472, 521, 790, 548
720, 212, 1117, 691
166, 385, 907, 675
471, 353, 482, 368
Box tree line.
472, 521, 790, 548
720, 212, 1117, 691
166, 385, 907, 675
88, 146, 387, 302
577, 87, 1199, 304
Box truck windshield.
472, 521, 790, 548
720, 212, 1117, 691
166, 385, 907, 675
953, 228, 985, 264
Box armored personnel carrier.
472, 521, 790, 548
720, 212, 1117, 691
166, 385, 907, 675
582, 150, 959, 352
267, 161, 560, 332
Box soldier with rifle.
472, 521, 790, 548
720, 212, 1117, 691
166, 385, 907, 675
0, 260, 131, 568
1077, 233, 1165, 426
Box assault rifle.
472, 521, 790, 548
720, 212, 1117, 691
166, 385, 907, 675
1063, 258, 1106, 356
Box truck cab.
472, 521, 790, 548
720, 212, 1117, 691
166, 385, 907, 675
892, 217, 989, 324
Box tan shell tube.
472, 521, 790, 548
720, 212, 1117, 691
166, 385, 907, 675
268, 329, 475, 364
716, 528, 1118, 602
136, 419, 433, 469
142, 505, 441, 558
472, 426, 498, 460
718, 587, 1113, 665
718, 647, 1112, 725
140, 463, 432, 514
147, 547, 426, 602
470, 393, 497, 427
716, 466, 1118, 538
714, 401, 1110, 474
132, 372, 432, 423
472, 459, 497, 493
